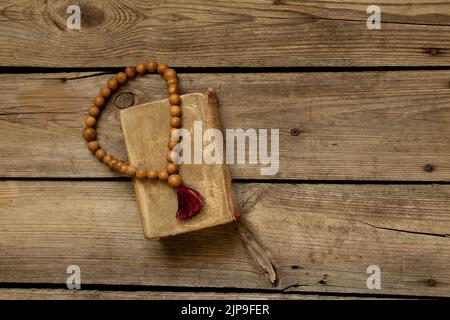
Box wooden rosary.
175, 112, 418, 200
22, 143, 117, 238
82, 61, 205, 221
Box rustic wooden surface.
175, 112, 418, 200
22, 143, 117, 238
1, 0, 450, 67
0, 0, 449, 300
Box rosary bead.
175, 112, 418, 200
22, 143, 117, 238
163, 68, 177, 81
167, 83, 179, 95
103, 154, 113, 165
87, 140, 100, 153
116, 72, 127, 85
157, 63, 168, 75
136, 168, 147, 179
125, 66, 137, 79
166, 150, 174, 162
147, 170, 159, 179
167, 78, 178, 86
107, 78, 119, 91
166, 163, 178, 174
168, 140, 178, 150
94, 96, 105, 107
147, 60, 158, 73
85, 116, 97, 127
119, 163, 129, 174
169, 94, 181, 105
100, 87, 112, 98
88, 105, 101, 118
114, 160, 124, 171
126, 165, 137, 177
168, 174, 183, 188
136, 63, 147, 75
158, 170, 169, 181
83, 127, 96, 141
95, 149, 106, 161
169, 105, 182, 117
109, 158, 118, 169
170, 117, 182, 128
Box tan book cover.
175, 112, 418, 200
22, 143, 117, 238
120, 88, 238, 239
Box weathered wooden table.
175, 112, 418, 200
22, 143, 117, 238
1, 0, 450, 299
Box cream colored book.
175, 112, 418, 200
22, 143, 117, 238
120, 88, 238, 239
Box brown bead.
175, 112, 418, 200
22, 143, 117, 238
103, 154, 113, 165
136, 63, 147, 75
163, 68, 177, 81
87, 140, 100, 153
136, 168, 147, 179
170, 117, 182, 128
147, 170, 158, 179
158, 170, 169, 181
94, 96, 105, 107
166, 163, 178, 174
169, 128, 179, 140
88, 105, 101, 118
167, 83, 179, 95
147, 60, 158, 72
85, 116, 97, 127
167, 78, 178, 86
169, 105, 182, 117
119, 163, 128, 174
126, 165, 137, 177
166, 150, 174, 162
100, 87, 111, 98
125, 66, 136, 79
169, 94, 181, 105
168, 174, 183, 188
157, 63, 168, 75
109, 158, 118, 169
107, 78, 119, 91
114, 160, 124, 171
95, 149, 106, 161
168, 140, 178, 150
82, 127, 96, 141
116, 72, 127, 85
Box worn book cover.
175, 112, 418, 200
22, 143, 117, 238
120, 88, 238, 239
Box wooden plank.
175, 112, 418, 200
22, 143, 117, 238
0, 289, 372, 300
1, 71, 450, 181
0, 0, 450, 67
1, 180, 449, 297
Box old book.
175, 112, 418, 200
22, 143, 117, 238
120, 88, 238, 239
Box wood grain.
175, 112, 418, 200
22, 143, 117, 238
1, 180, 450, 297
0, 289, 374, 300
0, 0, 450, 67
1, 71, 450, 181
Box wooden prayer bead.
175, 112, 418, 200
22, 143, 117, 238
119, 163, 128, 174
136, 168, 147, 179
168, 174, 183, 188
157, 63, 168, 75
83, 127, 96, 141
168, 83, 179, 95
94, 96, 105, 107
125, 66, 136, 79
168, 140, 178, 150
107, 78, 119, 91
170, 117, 182, 128
169, 94, 181, 105
103, 154, 113, 165
169, 105, 182, 117
163, 68, 177, 81
87, 140, 100, 153
116, 72, 127, 84
85, 116, 97, 127
95, 149, 106, 161
126, 165, 137, 177
147, 60, 158, 72
100, 87, 111, 98
147, 170, 158, 179
167, 78, 178, 86
109, 158, 118, 169
166, 163, 178, 174
88, 106, 101, 118
158, 170, 169, 181
166, 150, 174, 162
136, 63, 147, 75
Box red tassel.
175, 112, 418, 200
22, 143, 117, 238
175, 185, 205, 220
